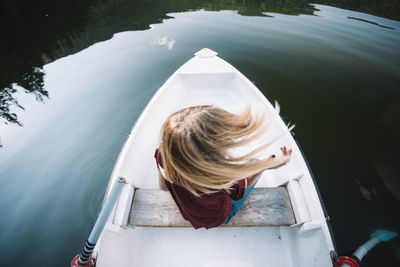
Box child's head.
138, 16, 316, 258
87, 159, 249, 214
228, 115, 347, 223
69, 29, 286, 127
160, 105, 287, 196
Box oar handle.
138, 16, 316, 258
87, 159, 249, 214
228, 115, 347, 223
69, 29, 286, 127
336, 237, 381, 267
352, 237, 380, 261
71, 177, 126, 267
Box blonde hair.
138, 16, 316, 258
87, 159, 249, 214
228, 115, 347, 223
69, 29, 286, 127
160, 104, 290, 196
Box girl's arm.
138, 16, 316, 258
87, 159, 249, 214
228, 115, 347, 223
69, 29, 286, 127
267, 146, 292, 169
158, 170, 169, 191
246, 172, 262, 187
246, 147, 292, 187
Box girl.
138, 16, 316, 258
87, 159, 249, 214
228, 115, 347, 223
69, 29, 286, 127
154, 105, 292, 229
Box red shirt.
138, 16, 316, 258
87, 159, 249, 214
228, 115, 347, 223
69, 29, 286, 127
155, 149, 245, 229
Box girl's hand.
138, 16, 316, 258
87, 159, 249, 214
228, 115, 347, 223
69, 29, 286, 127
268, 146, 292, 169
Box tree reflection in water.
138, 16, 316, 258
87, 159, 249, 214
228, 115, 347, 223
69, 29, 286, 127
0, 67, 47, 147
1, 67, 47, 125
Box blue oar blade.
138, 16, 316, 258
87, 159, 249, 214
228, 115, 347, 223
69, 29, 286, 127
370, 229, 398, 242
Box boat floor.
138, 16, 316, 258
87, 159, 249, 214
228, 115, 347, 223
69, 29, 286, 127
96, 225, 299, 267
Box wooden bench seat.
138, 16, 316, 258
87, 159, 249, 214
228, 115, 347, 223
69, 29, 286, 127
129, 187, 295, 227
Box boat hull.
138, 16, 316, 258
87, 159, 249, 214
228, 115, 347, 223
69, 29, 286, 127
95, 49, 335, 267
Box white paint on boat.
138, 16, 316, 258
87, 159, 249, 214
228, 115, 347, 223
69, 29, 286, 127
94, 48, 335, 267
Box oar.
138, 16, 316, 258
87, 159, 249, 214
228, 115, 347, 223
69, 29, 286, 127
335, 229, 398, 267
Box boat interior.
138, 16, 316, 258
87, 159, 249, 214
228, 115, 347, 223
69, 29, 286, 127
94, 51, 335, 267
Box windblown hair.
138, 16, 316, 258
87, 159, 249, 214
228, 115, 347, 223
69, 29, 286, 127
160, 104, 290, 196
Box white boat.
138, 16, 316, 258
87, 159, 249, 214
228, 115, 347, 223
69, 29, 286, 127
93, 48, 336, 267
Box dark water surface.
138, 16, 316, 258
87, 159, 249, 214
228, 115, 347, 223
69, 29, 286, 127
1, 1, 400, 266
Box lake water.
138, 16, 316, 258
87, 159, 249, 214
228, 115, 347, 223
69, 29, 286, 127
1, 1, 399, 266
